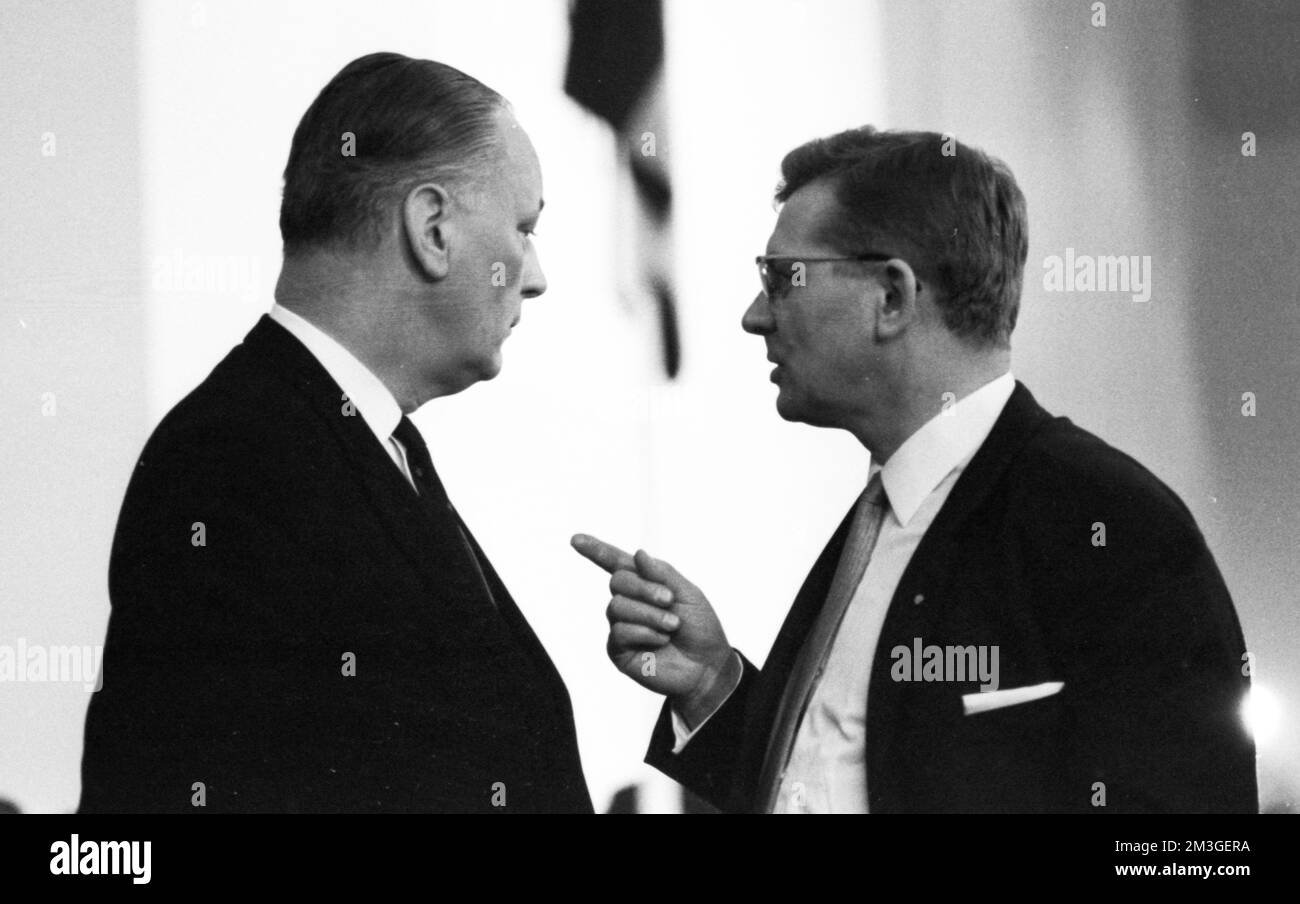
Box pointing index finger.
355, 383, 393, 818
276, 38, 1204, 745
570, 533, 637, 575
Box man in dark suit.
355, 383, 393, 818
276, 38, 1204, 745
573, 127, 1256, 813
80, 52, 592, 813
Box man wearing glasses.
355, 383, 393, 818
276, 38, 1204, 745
573, 126, 1257, 813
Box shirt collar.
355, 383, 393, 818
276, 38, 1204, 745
878, 372, 1016, 526
268, 303, 404, 448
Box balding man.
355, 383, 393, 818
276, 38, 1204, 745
80, 52, 592, 813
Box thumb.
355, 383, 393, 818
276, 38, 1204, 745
634, 549, 695, 597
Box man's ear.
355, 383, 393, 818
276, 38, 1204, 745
402, 182, 453, 281
873, 258, 921, 341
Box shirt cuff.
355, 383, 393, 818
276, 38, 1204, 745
669, 651, 744, 754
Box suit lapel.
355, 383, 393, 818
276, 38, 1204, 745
864, 381, 1054, 809
733, 499, 858, 807
454, 511, 571, 692
237, 316, 499, 630
753, 503, 856, 706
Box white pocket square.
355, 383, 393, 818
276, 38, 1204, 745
962, 681, 1064, 716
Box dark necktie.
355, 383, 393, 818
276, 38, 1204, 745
391, 415, 498, 611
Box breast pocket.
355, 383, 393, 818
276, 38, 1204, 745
943, 690, 1073, 811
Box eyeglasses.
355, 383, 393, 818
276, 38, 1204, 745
755, 253, 894, 299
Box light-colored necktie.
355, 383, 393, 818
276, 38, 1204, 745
757, 471, 888, 813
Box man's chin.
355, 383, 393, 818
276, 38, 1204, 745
774, 388, 832, 428
471, 350, 504, 384
433, 356, 502, 399
774, 389, 803, 423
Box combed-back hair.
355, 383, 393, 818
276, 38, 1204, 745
777, 127, 1028, 347
280, 52, 507, 256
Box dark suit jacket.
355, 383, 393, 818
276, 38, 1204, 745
647, 382, 1257, 813
80, 316, 593, 813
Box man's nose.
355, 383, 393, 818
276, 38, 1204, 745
521, 245, 547, 299
741, 292, 774, 334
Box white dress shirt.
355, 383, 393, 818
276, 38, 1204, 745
268, 304, 418, 491
673, 372, 1017, 813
